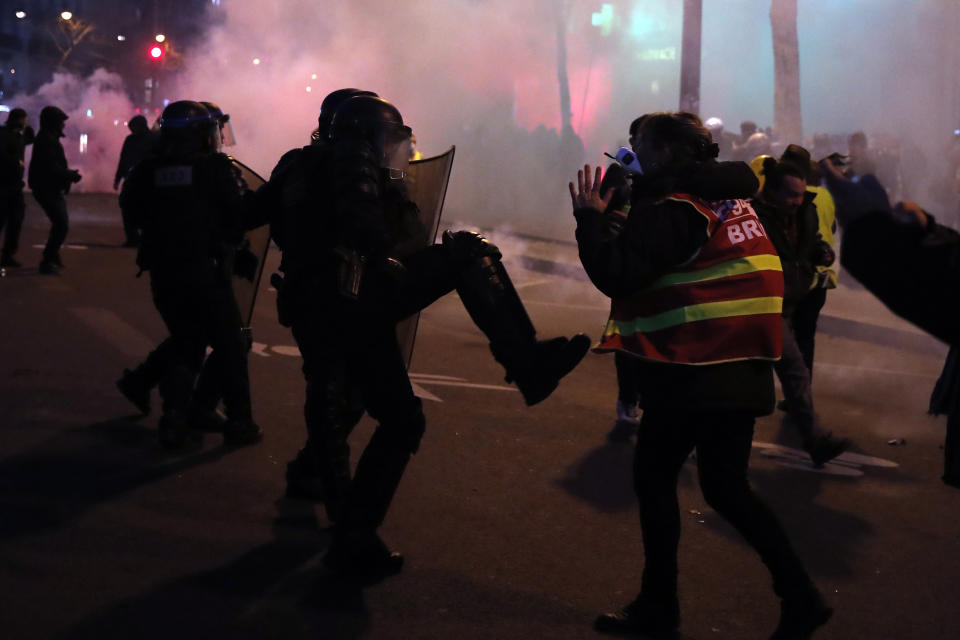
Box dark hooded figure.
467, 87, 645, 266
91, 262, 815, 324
115, 114, 158, 246
0, 107, 35, 268
28, 105, 81, 274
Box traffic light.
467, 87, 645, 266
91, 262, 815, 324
148, 44, 164, 60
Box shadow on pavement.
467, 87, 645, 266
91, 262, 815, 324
55, 502, 371, 640
555, 434, 635, 513
0, 416, 236, 541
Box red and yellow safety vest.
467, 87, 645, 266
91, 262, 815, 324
595, 194, 784, 364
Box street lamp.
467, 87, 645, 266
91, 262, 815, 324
60, 10, 73, 21
15, 10, 26, 19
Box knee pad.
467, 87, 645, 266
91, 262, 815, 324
441, 230, 502, 268
305, 376, 364, 442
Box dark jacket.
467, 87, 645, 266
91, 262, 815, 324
252, 139, 426, 281
0, 124, 33, 188
115, 131, 158, 184
28, 129, 74, 193
842, 210, 960, 347
121, 151, 245, 278
753, 191, 821, 315
575, 160, 776, 415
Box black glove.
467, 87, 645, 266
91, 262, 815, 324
812, 236, 836, 267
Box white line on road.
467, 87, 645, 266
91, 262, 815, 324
524, 299, 608, 311
69, 307, 155, 358
409, 373, 467, 381
409, 379, 516, 392
32, 243, 88, 250
816, 361, 939, 379
514, 278, 554, 290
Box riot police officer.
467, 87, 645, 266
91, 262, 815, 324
120, 100, 260, 449
256, 93, 590, 581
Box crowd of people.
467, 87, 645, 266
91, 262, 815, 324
3, 93, 960, 640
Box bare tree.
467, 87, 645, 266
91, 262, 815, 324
48, 16, 95, 70
770, 0, 802, 142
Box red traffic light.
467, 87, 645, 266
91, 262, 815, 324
149, 45, 164, 60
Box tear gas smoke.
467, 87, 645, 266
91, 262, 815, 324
6, 1, 958, 235
12, 69, 135, 193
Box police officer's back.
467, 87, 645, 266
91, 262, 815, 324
121, 100, 258, 449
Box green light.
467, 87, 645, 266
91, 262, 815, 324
591, 4, 615, 37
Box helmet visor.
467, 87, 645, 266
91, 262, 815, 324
381, 124, 413, 178
219, 120, 237, 147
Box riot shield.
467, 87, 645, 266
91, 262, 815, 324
396, 146, 456, 367
230, 158, 270, 332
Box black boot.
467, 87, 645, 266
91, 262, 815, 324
222, 418, 263, 447
449, 231, 589, 406
491, 335, 591, 406
158, 412, 202, 451
0, 254, 21, 268
285, 443, 351, 523
116, 368, 152, 415
803, 432, 850, 467
769, 590, 833, 639
323, 529, 403, 584
595, 595, 680, 639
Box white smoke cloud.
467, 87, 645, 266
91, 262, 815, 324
7, 1, 958, 230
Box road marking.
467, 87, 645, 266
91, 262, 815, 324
816, 361, 938, 379
752, 441, 899, 477
69, 307, 156, 358
514, 278, 554, 290
524, 299, 608, 311
408, 378, 516, 392
269, 345, 301, 357
31, 243, 88, 250
411, 382, 443, 402
252, 342, 516, 401
408, 373, 466, 381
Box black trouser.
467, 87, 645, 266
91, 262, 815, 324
634, 409, 813, 603
132, 337, 230, 412
615, 351, 642, 406
774, 317, 819, 442
946, 411, 960, 481
119, 202, 140, 245
290, 245, 458, 532
791, 287, 827, 378
150, 268, 251, 421
33, 190, 69, 263
0, 187, 25, 259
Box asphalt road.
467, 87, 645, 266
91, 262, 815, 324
1, 194, 959, 640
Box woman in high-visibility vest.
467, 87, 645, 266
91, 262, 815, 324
570, 111, 832, 640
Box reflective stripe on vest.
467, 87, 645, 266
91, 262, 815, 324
595, 194, 784, 365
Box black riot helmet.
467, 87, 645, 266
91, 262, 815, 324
158, 100, 218, 155
315, 88, 378, 142
329, 95, 413, 176
39, 105, 69, 131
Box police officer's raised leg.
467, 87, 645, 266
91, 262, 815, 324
441, 230, 590, 405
